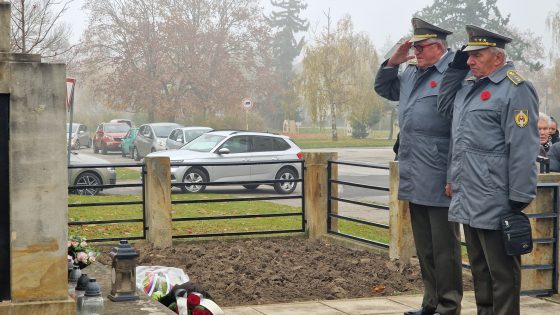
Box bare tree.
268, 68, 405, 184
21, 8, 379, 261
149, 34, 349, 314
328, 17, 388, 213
10, 0, 75, 60
79, 0, 276, 125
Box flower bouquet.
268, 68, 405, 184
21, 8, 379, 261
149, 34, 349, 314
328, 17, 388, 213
67, 235, 98, 269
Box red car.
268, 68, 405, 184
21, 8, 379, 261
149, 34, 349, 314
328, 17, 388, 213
93, 123, 130, 154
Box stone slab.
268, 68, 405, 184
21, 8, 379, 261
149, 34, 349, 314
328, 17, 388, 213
223, 306, 265, 315
322, 297, 410, 314
252, 301, 346, 315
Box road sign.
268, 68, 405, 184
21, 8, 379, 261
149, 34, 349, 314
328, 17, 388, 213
242, 98, 252, 110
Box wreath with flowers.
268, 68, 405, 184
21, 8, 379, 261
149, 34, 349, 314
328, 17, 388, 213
67, 235, 98, 269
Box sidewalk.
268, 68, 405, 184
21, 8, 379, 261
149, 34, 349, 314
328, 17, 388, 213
223, 292, 560, 315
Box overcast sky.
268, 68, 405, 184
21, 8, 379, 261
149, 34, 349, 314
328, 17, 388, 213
64, 0, 559, 56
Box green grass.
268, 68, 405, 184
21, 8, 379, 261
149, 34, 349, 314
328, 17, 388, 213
116, 168, 141, 181
68, 194, 389, 246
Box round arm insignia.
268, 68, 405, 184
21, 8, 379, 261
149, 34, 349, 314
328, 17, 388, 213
514, 110, 529, 128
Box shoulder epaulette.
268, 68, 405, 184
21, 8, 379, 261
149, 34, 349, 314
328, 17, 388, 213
506, 70, 525, 86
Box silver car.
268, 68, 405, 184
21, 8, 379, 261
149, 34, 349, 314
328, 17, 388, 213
67, 123, 91, 150
133, 123, 182, 161
166, 127, 212, 150
148, 130, 302, 194
68, 152, 117, 195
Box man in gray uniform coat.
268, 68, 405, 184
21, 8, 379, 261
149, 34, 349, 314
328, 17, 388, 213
374, 18, 462, 315
437, 25, 539, 315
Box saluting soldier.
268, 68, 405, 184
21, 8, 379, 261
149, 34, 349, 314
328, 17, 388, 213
437, 25, 539, 315
374, 18, 462, 315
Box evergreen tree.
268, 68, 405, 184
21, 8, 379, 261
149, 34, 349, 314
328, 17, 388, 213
267, 0, 309, 127
416, 0, 543, 71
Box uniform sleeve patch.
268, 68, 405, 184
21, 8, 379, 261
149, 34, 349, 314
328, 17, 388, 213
514, 110, 529, 128
507, 70, 525, 85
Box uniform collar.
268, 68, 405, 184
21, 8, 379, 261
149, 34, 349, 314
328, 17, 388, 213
433, 49, 452, 73
465, 61, 515, 83
487, 61, 514, 84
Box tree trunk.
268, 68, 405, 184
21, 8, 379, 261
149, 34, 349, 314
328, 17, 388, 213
330, 102, 337, 141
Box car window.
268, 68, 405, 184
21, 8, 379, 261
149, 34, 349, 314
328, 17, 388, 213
253, 136, 274, 152
184, 130, 207, 143
220, 136, 250, 153
182, 134, 226, 152
176, 131, 184, 142
152, 125, 177, 138
68, 124, 79, 133
273, 138, 291, 151
168, 129, 177, 141
104, 123, 130, 133
142, 127, 151, 137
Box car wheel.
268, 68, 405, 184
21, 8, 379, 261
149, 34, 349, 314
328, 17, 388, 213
73, 140, 80, 150
133, 147, 141, 161
181, 168, 207, 193
101, 143, 108, 155
73, 172, 102, 196
93, 143, 99, 154
243, 185, 260, 190
274, 167, 298, 194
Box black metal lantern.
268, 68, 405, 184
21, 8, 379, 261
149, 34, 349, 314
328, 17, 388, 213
108, 240, 139, 301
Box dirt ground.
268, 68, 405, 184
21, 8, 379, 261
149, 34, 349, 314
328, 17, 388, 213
98, 237, 472, 307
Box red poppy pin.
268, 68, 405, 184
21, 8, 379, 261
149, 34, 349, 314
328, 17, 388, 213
480, 90, 491, 101
430, 80, 437, 88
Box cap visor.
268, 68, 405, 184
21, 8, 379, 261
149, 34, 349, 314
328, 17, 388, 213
463, 45, 488, 52
409, 37, 429, 43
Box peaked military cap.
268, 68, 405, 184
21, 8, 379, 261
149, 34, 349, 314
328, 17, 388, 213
409, 17, 452, 43
463, 25, 512, 51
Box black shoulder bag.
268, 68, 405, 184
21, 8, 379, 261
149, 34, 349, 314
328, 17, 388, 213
501, 212, 533, 256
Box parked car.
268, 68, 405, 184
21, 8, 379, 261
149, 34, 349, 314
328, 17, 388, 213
121, 127, 139, 158
66, 123, 91, 150
148, 130, 302, 194
68, 152, 116, 195
166, 127, 213, 150
110, 118, 133, 128
133, 122, 182, 160
93, 123, 130, 154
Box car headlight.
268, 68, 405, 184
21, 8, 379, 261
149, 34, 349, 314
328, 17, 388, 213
105, 135, 114, 141
157, 139, 166, 147
107, 167, 116, 172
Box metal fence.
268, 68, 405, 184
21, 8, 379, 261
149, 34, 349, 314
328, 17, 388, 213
326, 160, 390, 248
68, 162, 146, 242
169, 159, 305, 238
68, 159, 305, 242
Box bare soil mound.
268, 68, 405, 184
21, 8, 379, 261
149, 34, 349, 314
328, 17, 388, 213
98, 237, 470, 307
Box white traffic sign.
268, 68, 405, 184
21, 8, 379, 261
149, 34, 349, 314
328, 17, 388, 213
242, 98, 253, 109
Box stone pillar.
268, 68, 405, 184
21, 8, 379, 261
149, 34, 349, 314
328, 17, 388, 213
388, 161, 415, 263
0, 1, 9, 52
0, 1, 74, 313
144, 156, 173, 249
302, 152, 337, 239
521, 173, 560, 293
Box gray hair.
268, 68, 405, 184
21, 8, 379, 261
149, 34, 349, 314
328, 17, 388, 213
539, 112, 551, 125
490, 47, 507, 65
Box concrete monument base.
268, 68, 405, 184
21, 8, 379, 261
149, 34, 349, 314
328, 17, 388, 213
0, 298, 75, 315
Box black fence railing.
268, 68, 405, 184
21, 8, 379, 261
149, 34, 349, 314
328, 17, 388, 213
327, 160, 390, 248
168, 159, 306, 239
68, 162, 146, 243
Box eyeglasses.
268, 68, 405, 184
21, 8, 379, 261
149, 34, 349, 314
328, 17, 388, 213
412, 42, 438, 53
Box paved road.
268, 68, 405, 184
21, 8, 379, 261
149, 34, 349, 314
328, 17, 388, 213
73, 147, 395, 223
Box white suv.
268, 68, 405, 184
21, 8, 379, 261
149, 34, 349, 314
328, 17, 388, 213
148, 130, 302, 194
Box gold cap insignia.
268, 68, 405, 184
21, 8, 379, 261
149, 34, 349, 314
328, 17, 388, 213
514, 109, 529, 128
